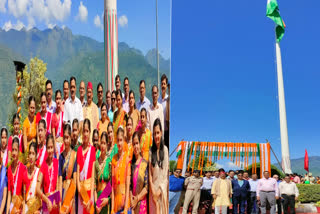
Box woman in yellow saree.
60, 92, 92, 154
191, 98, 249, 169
149, 118, 169, 214
23, 96, 37, 155
59, 124, 77, 214
139, 108, 152, 162
113, 90, 126, 136
111, 127, 131, 214
125, 117, 134, 160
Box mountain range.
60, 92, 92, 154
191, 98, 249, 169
0, 26, 170, 125
274, 156, 320, 176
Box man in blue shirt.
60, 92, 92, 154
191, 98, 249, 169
232, 170, 250, 214
169, 168, 185, 214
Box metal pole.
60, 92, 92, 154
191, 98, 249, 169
270, 144, 285, 174
156, 0, 160, 89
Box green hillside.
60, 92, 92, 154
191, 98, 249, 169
274, 156, 320, 176
0, 27, 170, 125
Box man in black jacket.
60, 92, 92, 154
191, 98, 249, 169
231, 170, 251, 214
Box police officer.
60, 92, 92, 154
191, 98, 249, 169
182, 170, 203, 214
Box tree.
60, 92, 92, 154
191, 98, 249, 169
8, 57, 47, 134
246, 163, 285, 178
170, 160, 177, 172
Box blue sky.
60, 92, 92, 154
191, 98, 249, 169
170, 0, 320, 170
0, 0, 171, 58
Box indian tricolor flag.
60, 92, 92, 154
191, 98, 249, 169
266, 0, 286, 42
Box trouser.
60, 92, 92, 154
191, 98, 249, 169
260, 191, 276, 214
276, 197, 282, 214
174, 189, 186, 214
200, 189, 213, 214
182, 189, 201, 214
232, 196, 246, 214
215, 206, 228, 214
281, 194, 295, 214
169, 191, 181, 214
164, 130, 169, 149
247, 192, 258, 214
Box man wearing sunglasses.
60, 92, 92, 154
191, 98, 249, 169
109, 90, 117, 123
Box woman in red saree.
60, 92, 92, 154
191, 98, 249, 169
36, 119, 48, 168
149, 118, 169, 214
52, 90, 64, 157
113, 89, 126, 136
23, 142, 41, 214
130, 132, 148, 214
8, 114, 24, 163
37, 134, 59, 214
77, 119, 96, 214
36, 92, 52, 136
6, 136, 26, 214
139, 108, 152, 162
111, 127, 131, 214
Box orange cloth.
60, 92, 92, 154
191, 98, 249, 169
23, 117, 36, 144
140, 129, 152, 162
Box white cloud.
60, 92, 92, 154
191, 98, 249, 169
94, 14, 102, 29
118, 15, 128, 28
8, 0, 29, 18
226, 161, 241, 169
216, 163, 224, 169
3, 20, 25, 31
47, 23, 55, 29
6, 0, 71, 28
0, 0, 6, 13
76, 1, 87, 22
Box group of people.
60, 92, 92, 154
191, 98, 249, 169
0, 74, 170, 214
169, 169, 300, 214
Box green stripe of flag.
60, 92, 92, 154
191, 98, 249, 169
266, 0, 285, 42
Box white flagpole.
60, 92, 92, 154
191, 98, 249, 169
275, 39, 292, 174
156, 0, 160, 89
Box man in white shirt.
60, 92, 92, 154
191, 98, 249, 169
136, 80, 151, 111
62, 80, 69, 112
147, 85, 164, 135
279, 175, 299, 214
158, 74, 169, 148
122, 77, 130, 113
248, 173, 259, 214
46, 80, 56, 113
63, 76, 84, 127
201, 171, 214, 214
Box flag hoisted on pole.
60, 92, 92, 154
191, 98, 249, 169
266, 0, 292, 174
304, 149, 309, 172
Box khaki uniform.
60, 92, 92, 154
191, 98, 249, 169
182, 175, 203, 214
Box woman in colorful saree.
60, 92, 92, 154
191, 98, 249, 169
95, 131, 118, 214
113, 89, 126, 135
139, 108, 152, 162
111, 127, 131, 214
1, 127, 8, 168
52, 90, 64, 157
6, 136, 26, 214
8, 114, 24, 163
77, 118, 96, 214
97, 103, 110, 139
0, 136, 8, 214
36, 119, 48, 168
36, 92, 52, 136
59, 124, 77, 214
130, 132, 148, 214
23, 142, 41, 214
125, 117, 134, 160
128, 90, 139, 132
23, 96, 37, 154
149, 118, 169, 214
37, 134, 59, 214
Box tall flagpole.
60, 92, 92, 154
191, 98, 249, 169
104, 0, 118, 91
156, 0, 160, 88
275, 39, 292, 174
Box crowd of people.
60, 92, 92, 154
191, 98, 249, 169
169, 169, 301, 214
0, 74, 170, 214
